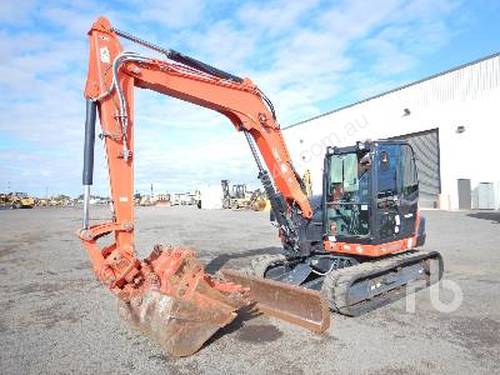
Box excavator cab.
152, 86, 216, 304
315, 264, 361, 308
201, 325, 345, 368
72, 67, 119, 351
260, 139, 442, 316
323, 140, 425, 248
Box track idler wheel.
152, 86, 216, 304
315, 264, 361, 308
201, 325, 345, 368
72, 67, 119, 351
250, 254, 287, 277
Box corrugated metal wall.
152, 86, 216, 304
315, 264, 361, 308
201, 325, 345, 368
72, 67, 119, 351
285, 54, 500, 130
283, 53, 500, 210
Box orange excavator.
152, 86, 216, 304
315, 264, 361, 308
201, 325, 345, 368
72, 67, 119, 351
78, 17, 443, 357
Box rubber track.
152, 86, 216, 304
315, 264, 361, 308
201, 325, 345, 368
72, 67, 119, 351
250, 254, 287, 277
321, 250, 443, 316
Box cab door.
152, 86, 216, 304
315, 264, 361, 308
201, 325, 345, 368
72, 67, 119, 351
373, 144, 401, 243
373, 143, 419, 243
397, 144, 419, 237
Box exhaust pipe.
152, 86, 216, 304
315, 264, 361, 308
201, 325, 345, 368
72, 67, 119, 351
82, 100, 97, 229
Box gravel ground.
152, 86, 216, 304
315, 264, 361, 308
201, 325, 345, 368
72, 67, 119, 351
1, 206, 499, 374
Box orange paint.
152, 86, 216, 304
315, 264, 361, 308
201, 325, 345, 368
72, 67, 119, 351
79, 16, 311, 304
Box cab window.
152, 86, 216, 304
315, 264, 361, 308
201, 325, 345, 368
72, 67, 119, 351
400, 145, 418, 196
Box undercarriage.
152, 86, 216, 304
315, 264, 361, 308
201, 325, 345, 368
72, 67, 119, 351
249, 250, 444, 316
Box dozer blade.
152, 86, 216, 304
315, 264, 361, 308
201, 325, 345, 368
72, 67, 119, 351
220, 269, 330, 333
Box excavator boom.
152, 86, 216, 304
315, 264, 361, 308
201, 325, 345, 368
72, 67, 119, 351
78, 17, 327, 356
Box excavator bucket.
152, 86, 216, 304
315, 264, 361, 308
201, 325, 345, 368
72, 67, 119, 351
112, 246, 329, 356
113, 246, 250, 357
118, 285, 244, 357
220, 269, 330, 333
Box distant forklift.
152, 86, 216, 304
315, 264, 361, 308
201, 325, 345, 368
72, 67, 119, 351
220, 180, 267, 211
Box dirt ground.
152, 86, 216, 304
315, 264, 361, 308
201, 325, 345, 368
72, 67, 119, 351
1, 206, 499, 374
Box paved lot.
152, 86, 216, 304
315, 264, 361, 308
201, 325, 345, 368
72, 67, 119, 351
1, 206, 499, 374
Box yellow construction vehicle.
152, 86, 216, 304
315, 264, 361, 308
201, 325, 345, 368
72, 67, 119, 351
221, 180, 267, 210
8, 192, 35, 209
36, 198, 49, 207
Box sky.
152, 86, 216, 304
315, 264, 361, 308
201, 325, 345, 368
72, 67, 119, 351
0, 0, 499, 197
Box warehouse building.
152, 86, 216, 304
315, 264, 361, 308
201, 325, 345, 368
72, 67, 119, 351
283, 53, 500, 210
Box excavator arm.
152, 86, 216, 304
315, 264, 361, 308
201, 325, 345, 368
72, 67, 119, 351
83, 17, 311, 244
78, 17, 327, 357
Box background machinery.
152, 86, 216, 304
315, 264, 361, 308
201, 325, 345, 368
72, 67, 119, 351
302, 169, 313, 198
78, 17, 443, 357
221, 180, 267, 210
155, 193, 171, 207
2, 192, 36, 209
221, 179, 231, 209
0, 192, 8, 208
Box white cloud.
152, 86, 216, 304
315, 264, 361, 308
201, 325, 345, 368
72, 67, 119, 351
134, 0, 206, 29
0, 0, 469, 197
237, 0, 320, 36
